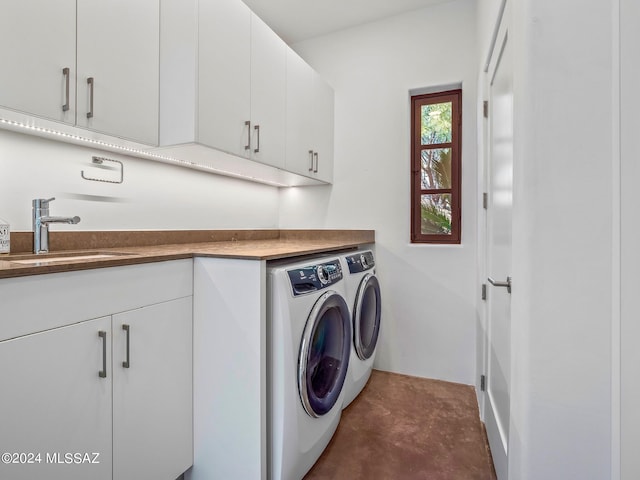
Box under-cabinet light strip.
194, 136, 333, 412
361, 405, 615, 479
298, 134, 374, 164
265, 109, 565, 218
0, 117, 291, 187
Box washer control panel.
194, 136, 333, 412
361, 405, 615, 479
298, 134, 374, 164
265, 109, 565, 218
287, 259, 343, 296
345, 251, 375, 274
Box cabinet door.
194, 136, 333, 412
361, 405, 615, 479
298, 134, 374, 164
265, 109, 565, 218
76, 0, 159, 145
112, 296, 193, 480
285, 49, 315, 176
198, 0, 251, 157
0, 0, 76, 124
312, 74, 335, 183
250, 13, 287, 168
284, 50, 335, 182
0, 317, 112, 480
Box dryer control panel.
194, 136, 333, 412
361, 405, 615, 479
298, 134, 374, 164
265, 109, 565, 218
345, 251, 375, 274
287, 259, 343, 296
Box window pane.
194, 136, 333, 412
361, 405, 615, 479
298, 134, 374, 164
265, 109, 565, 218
421, 101, 452, 145
421, 148, 452, 189
421, 194, 452, 235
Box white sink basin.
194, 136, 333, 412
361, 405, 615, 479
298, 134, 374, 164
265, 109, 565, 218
10, 253, 128, 265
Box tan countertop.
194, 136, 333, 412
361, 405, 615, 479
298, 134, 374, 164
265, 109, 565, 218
0, 229, 375, 279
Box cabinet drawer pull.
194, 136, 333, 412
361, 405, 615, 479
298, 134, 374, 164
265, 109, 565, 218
122, 324, 130, 368
308, 150, 314, 172
62, 67, 70, 112
86, 77, 94, 119
313, 152, 319, 173
245, 120, 251, 150
254, 124, 260, 153
98, 331, 107, 378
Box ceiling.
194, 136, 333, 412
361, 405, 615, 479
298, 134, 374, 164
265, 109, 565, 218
240, 0, 453, 44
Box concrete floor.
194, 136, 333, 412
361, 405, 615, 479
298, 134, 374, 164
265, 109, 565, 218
305, 370, 496, 480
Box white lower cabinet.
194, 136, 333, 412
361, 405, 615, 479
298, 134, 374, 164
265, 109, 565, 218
0, 261, 193, 480
0, 316, 113, 480
113, 298, 193, 480
190, 257, 266, 480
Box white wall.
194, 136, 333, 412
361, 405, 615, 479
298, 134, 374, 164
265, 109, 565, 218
475, 0, 616, 478
280, 0, 478, 384
0, 129, 279, 232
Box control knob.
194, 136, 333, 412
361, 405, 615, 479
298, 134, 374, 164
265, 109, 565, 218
360, 254, 370, 269
316, 265, 329, 285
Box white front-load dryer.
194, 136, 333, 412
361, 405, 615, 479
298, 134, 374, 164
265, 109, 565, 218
267, 256, 351, 480
340, 250, 381, 409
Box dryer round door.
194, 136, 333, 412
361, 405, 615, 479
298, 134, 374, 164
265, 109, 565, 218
354, 273, 381, 360
298, 291, 351, 418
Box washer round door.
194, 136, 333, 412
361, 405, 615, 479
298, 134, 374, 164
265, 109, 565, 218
298, 291, 351, 418
354, 274, 381, 360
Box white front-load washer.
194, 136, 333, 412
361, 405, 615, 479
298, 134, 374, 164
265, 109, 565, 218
267, 255, 352, 480
340, 250, 381, 409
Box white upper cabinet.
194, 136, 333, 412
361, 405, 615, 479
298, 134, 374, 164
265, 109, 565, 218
76, 0, 160, 145
285, 49, 335, 183
0, 0, 77, 124
198, 0, 286, 169
285, 49, 315, 176
0, 0, 333, 183
198, 0, 251, 157
157, 0, 330, 185
249, 14, 287, 169
0, 0, 159, 145
312, 72, 335, 183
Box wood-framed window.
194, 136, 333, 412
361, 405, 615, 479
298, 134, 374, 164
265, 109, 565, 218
411, 89, 462, 244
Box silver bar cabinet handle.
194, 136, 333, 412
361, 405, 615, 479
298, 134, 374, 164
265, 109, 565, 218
488, 276, 512, 294
254, 124, 260, 153
308, 150, 314, 172
86, 77, 94, 118
122, 324, 130, 368
244, 120, 251, 150
62, 68, 70, 112
313, 152, 319, 173
98, 331, 107, 378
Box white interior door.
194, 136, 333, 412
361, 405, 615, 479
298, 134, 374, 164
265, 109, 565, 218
483, 24, 513, 480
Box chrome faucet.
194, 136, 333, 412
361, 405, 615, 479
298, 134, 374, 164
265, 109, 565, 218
32, 198, 81, 254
